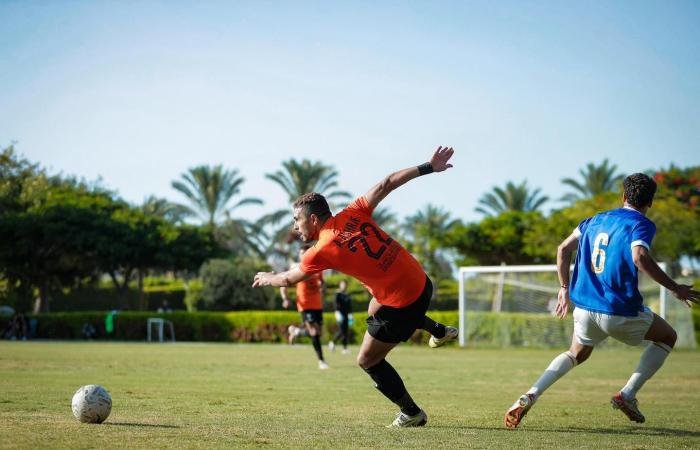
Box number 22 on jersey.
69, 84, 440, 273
591, 232, 609, 274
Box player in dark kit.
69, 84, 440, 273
253, 146, 458, 427
329, 279, 352, 355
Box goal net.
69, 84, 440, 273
457, 264, 696, 349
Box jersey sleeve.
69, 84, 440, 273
299, 246, 329, 274
345, 196, 374, 216
573, 217, 592, 239
631, 219, 656, 250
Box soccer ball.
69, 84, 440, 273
71, 385, 112, 423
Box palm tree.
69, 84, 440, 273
475, 180, 549, 216
171, 165, 262, 228
402, 204, 459, 298
266, 159, 351, 203
561, 159, 624, 203
140, 195, 189, 224
215, 213, 268, 257
263, 158, 351, 244
172, 165, 264, 256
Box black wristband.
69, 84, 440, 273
417, 162, 433, 176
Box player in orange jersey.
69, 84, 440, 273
281, 245, 329, 369
253, 146, 458, 427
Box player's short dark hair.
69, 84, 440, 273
623, 173, 657, 207
293, 192, 332, 221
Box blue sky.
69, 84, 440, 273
1, 1, 698, 224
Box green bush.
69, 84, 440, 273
4, 309, 581, 348
52, 287, 186, 312
198, 259, 275, 310
0, 283, 189, 313
8, 311, 351, 343
3, 274, 462, 314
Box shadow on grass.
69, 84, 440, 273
105, 422, 180, 429
434, 424, 700, 438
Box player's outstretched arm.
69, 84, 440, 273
633, 246, 700, 306
252, 266, 310, 288
555, 232, 579, 319
362, 146, 454, 211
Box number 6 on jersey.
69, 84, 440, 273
591, 232, 609, 274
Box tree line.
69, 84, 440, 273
1, 144, 698, 312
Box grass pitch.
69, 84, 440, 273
1, 341, 699, 449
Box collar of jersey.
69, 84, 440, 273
622, 206, 643, 215
319, 217, 335, 234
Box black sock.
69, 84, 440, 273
395, 392, 421, 416
363, 359, 420, 415
422, 316, 446, 338
311, 335, 324, 361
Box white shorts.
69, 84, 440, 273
573, 307, 655, 347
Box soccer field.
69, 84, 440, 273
1, 342, 699, 449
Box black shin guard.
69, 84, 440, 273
311, 335, 324, 361
363, 359, 420, 416
422, 316, 446, 338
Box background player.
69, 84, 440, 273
281, 245, 329, 370
253, 146, 459, 427
505, 173, 700, 428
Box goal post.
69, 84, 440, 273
457, 263, 696, 349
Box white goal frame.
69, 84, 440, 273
457, 263, 668, 347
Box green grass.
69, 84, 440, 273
1, 342, 699, 449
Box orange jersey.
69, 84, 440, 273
300, 197, 425, 308
295, 269, 323, 312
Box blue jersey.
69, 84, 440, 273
570, 207, 656, 316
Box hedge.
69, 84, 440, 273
1, 275, 461, 313
49, 287, 187, 312
5, 287, 460, 313
0, 310, 572, 348
3, 308, 698, 348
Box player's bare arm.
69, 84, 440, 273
279, 263, 301, 307
280, 286, 291, 309
252, 265, 310, 288
363, 146, 454, 210
555, 233, 579, 319
632, 246, 700, 306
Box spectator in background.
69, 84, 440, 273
3, 313, 28, 340
82, 322, 97, 340
157, 300, 173, 313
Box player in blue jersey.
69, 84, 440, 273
504, 173, 699, 428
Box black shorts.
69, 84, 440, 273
300, 310, 323, 325
366, 276, 432, 343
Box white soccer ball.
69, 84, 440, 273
71, 384, 112, 424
